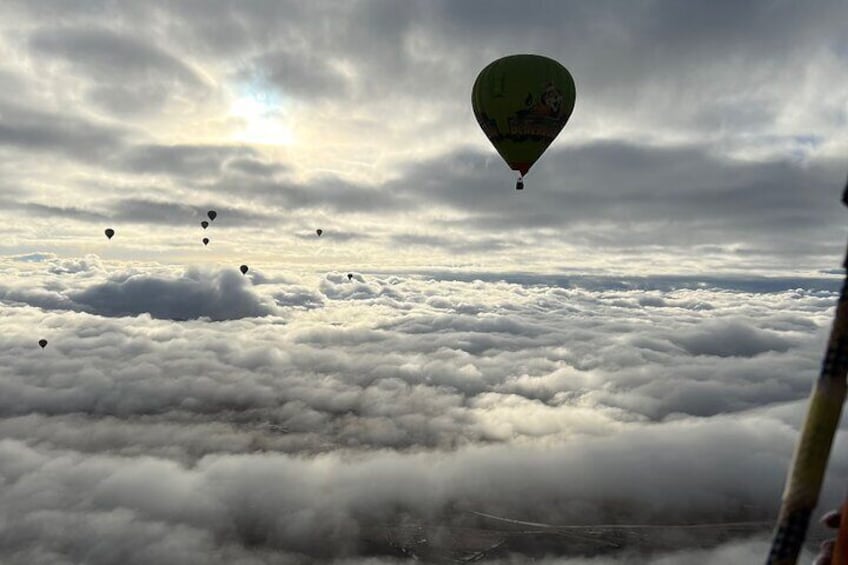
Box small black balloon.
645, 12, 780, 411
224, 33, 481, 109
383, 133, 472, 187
207, 210, 217, 221
316, 229, 323, 237
201, 221, 209, 229
347, 273, 354, 281
104, 228, 115, 239
38, 339, 47, 349
240, 265, 249, 275
202, 237, 209, 246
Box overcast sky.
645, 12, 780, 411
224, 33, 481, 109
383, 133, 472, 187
2, 1, 848, 563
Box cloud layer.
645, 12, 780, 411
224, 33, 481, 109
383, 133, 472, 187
1, 254, 846, 562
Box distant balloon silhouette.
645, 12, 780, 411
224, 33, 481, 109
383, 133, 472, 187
104, 228, 115, 240
240, 265, 249, 275
38, 339, 47, 349
202, 237, 209, 246
201, 221, 209, 229
207, 210, 217, 221
347, 273, 354, 281
316, 229, 323, 237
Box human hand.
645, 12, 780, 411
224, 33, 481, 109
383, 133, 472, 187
814, 510, 842, 565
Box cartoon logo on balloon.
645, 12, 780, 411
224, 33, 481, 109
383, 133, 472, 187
536, 82, 564, 116
507, 82, 566, 141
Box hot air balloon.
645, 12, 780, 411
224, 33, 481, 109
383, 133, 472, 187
316, 229, 323, 237
104, 228, 115, 239
347, 273, 354, 281
240, 265, 249, 275
201, 221, 209, 229
472, 54, 576, 190
207, 210, 217, 221
38, 339, 48, 349
202, 237, 209, 246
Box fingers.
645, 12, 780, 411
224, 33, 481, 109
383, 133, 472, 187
814, 511, 842, 564
814, 539, 835, 565
822, 510, 842, 529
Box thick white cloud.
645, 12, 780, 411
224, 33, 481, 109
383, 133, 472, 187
1, 258, 846, 561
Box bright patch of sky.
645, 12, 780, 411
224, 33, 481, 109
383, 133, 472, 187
229, 80, 295, 146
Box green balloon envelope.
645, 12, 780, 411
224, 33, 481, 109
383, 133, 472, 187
472, 54, 576, 176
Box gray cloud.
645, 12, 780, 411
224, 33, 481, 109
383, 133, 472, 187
108, 198, 271, 227
668, 319, 793, 358
390, 233, 515, 255
272, 287, 324, 310
209, 175, 411, 214
247, 49, 351, 101
395, 143, 844, 243
225, 157, 288, 178
67, 269, 278, 321
319, 273, 404, 303
405, 269, 843, 294
29, 26, 202, 81
2, 200, 111, 223
0, 418, 834, 563
120, 144, 257, 178
0, 101, 129, 164
46, 255, 106, 276
29, 25, 210, 117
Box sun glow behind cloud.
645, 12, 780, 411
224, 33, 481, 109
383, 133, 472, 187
229, 87, 295, 146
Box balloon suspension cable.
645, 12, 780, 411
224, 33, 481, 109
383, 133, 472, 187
516, 173, 524, 191
766, 172, 848, 564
